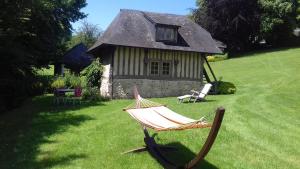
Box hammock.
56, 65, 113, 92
124, 94, 211, 132
123, 87, 225, 169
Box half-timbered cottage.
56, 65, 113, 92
88, 9, 222, 98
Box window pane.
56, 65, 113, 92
162, 62, 170, 75
150, 62, 159, 75
156, 26, 177, 43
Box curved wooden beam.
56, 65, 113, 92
185, 107, 225, 169
143, 107, 225, 169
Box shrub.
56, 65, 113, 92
51, 77, 65, 89
69, 75, 81, 88
81, 58, 103, 88
82, 86, 102, 101
207, 54, 228, 62
63, 73, 72, 88
35, 75, 54, 94
215, 81, 236, 94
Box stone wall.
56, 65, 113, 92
112, 78, 203, 98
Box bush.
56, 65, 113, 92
207, 54, 228, 62
69, 75, 82, 88
51, 74, 82, 89
63, 73, 72, 88
51, 77, 65, 89
82, 86, 102, 101
81, 58, 103, 88
34, 75, 54, 94
214, 81, 236, 94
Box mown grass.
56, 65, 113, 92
36, 65, 54, 76
1, 47, 299, 169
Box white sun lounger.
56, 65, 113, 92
177, 83, 212, 103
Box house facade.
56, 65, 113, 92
88, 9, 222, 98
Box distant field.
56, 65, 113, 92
36, 65, 54, 76
1, 47, 299, 169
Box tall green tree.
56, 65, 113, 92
192, 0, 261, 56
67, 20, 102, 49
297, 0, 300, 25
192, 0, 299, 54
0, 0, 87, 111
260, 0, 299, 46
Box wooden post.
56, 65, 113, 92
204, 56, 217, 82
185, 107, 225, 169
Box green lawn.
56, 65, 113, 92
1, 48, 300, 169
36, 65, 54, 76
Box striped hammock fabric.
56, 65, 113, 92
124, 94, 211, 132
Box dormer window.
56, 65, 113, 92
156, 25, 178, 44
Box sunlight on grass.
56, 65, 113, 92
0, 48, 299, 169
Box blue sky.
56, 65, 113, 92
72, 0, 197, 32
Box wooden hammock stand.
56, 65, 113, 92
123, 88, 225, 168
144, 107, 224, 169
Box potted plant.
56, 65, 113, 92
51, 77, 65, 89
69, 76, 82, 97
51, 77, 66, 96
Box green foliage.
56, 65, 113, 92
192, 0, 300, 55
1, 48, 300, 168
63, 74, 72, 88
67, 20, 102, 49
69, 75, 82, 88
192, 0, 261, 55
0, 0, 87, 111
81, 58, 103, 88
81, 86, 101, 101
34, 75, 55, 94
207, 54, 228, 62
36, 66, 54, 76
259, 0, 299, 46
297, 0, 300, 24
51, 77, 66, 89
51, 74, 81, 89
216, 81, 237, 94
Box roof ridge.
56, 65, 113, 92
119, 9, 186, 17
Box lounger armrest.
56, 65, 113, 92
191, 90, 200, 95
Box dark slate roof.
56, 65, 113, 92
88, 9, 222, 54
63, 43, 93, 71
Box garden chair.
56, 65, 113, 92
177, 83, 212, 103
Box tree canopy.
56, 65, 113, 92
192, 0, 260, 55
192, 0, 300, 56
260, 0, 299, 45
67, 20, 102, 49
0, 0, 87, 111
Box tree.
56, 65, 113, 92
67, 20, 102, 49
192, 0, 300, 54
0, 0, 87, 111
297, 0, 300, 25
192, 0, 261, 56
260, 0, 299, 46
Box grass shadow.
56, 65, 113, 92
33, 153, 87, 169
0, 95, 104, 169
148, 142, 218, 169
